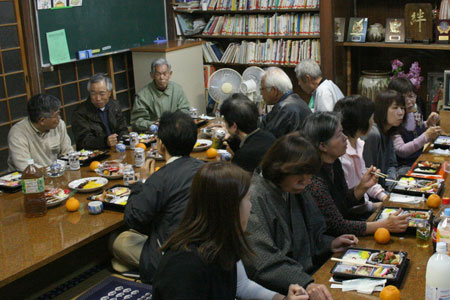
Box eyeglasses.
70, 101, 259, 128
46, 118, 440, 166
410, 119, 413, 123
90, 91, 108, 97
46, 111, 61, 120
404, 93, 417, 102
154, 72, 170, 78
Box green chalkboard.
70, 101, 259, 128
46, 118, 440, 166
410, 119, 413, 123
36, 0, 166, 66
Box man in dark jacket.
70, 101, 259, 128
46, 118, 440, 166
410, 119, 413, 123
72, 73, 128, 150
111, 111, 204, 283
259, 67, 311, 138
220, 93, 276, 173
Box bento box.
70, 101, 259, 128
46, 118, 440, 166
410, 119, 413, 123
87, 184, 131, 212
374, 206, 434, 235
390, 176, 444, 197
331, 248, 409, 287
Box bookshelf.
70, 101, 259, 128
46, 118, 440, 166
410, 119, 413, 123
334, 0, 450, 113
171, 0, 336, 84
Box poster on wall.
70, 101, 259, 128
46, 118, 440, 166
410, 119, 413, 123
52, 0, 67, 8
37, 0, 51, 9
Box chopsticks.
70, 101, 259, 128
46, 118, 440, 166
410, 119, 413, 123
370, 170, 388, 178
331, 258, 377, 268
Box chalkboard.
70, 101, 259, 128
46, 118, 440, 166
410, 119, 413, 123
36, 0, 166, 66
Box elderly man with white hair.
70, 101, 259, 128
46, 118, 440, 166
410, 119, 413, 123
259, 67, 311, 138
295, 59, 344, 112
131, 58, 190, 132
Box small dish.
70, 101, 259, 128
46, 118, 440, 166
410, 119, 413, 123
193, 139, 212, 152
68, 177, 108, 193
95, 161, 124, 179
45, 187, 70, 207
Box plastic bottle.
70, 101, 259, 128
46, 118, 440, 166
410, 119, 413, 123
432, 198, 450, 251
22, 158, 47, 217
425, 242, 450, 300
436, 208, 450, 255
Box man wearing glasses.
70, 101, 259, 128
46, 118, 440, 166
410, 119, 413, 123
7, 94, 73, 171
130, 58, 190, 132
72, 73, 128, 150
259, 67, 311, 138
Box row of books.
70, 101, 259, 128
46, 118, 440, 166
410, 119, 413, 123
203, 13, 320, 36
203, 39, 320, 65
207, 0, 320, 10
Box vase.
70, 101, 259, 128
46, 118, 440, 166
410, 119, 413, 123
367, 23, 385, 42
440, 0, 450, 19
358, 70, 391, 100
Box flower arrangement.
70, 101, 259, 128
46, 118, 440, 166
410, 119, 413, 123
391, 59, 424, 90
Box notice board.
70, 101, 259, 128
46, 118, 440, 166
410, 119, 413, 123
36, 0, 166, 66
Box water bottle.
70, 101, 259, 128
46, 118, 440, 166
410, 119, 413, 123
437, 208, 450, 255
425, 242, 450, 300
432, 198, 450, 251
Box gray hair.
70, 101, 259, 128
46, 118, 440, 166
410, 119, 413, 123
301, 112, 341, 149
151, 58, 171, 74
87, 73, 113, 91
295, 59, 322, 80
263, 67, 293, 94
27, 94, 61, 123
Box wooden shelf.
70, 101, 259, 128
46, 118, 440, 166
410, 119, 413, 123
342, 42, 450, 51
173, 8, 320, 14
197, 34, 320, 39
204, 62, 297, 68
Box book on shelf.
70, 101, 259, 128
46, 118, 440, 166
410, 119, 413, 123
206, 0, 319, 10
202, 42, 224, 63
202, 13, 320, 36
202, 38, 320, 65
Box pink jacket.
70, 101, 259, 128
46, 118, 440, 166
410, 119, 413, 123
340, 138, 387, 202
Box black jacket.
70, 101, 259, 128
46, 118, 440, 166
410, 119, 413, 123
259, 93, 311, 138
232, 129, 276, 173
124, 156, 204, 283
72, 99, 128, 150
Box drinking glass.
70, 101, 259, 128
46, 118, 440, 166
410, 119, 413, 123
416, 220, 431, 248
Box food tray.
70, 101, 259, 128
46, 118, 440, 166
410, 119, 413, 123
95, 161, 124, 179
390, 176, 444, 197
122, 134, 156, 148
374, 206, 434, 235
0, 171, 22, 193
331, 247, 409, 287
88, 185, 131, 212
434, 135, 450, 150
194, 118, 208, 128
60, 150, 110, 166
411, 161, 441, 175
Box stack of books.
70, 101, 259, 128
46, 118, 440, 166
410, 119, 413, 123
207, 0, 320, 10
203, 13, 320, 36
209, 38, 320, 65
174, 0, 201, 10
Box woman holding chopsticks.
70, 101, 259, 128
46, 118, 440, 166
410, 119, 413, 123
302, 112, 410, 237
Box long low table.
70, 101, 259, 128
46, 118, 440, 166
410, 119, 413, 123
0, 148, 217, 289
312, 111, 450, 299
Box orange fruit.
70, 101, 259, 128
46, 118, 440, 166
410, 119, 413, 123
206, 148, 218, 159
66, 197, 80, 212
374, 227, 391, 244
427, 194, 441, 208
136, 143, 147, 150
89, 161, 100, 171
379, 285, 400, 300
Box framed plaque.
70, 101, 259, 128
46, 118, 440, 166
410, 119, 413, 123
405, 3, 433, 43
347, 17, 368, 43
436, 19, 450, 44
444, 70, 450, 109
385, 18, 405, 43
334, 18, 346, 42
